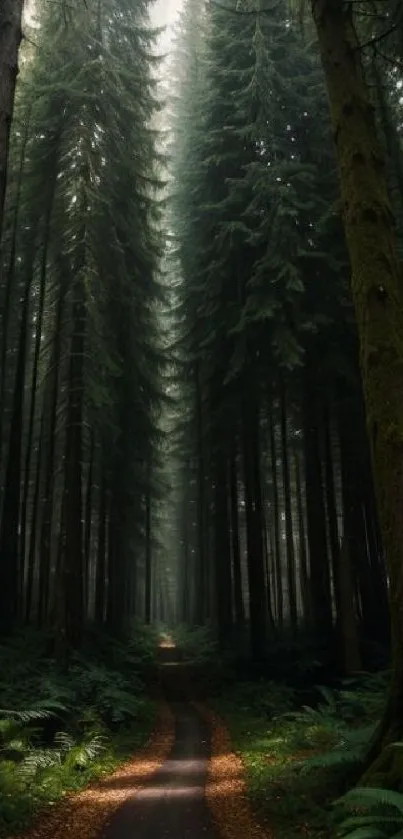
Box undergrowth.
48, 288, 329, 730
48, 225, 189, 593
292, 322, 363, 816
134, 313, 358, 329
215, 671, 389, 839
0, 624, 158, 837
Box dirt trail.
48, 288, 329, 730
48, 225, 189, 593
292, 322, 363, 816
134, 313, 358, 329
100, 640, 217, 839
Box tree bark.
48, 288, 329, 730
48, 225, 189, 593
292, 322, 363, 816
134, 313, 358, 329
230, 445, 244, 627
0, 256, 31, 631
303, 360, 333, 638
195, 361, 206, 625
213, 449, 233, 645
0, 108, 30, 474
95, 477, 107, 626
38, 275, 65, 626
311, 0, 403, 766
0, 0, 23, 240
84, 432, 94, 615
59, 294, 85, 648
268, 403, 283, 628
25, 409, 45, 622
242, 392, 266, 660
21, 143, 59, 571
323, 396, 341, 624
144, 471, 152, 625
279, 375, 297, 633
294, 448, 311, 626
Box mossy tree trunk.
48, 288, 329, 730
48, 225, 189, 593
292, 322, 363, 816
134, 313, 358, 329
311, 0, 403, 771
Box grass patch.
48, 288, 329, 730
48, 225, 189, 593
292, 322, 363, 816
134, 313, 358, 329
214, 673, 388, 839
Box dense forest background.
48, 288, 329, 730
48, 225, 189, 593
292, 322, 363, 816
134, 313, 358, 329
1, 0, 403, 833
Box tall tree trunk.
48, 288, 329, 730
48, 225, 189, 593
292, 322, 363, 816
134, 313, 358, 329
311, 0, 403, 764
0, 262, 31, 631
213, 449, 233, 645
294, 449, 310, 625
195, 361, 205, 624
303, 359, 333, 638
323, 395, 341, 623
106, 480, 125, 636
242, 392, 266, 660
230, 445, 244, 627
95, 476, 107, 626
144, 467, 152, 625
38, 277, 65, 626
268, 403, 283, 628
83, 432, 94, 617
371, 57, 403, 229
0, 109, 30, 471
337, 396, 363, 676
0, 0, 23, 240
338, 534, 362, 675
338, 399, 376, 635
25, 409, 45, 622
181, 503, 189, 623
59, 294, 85, 648
279, 375, 297, 633
21, 154, 59, 572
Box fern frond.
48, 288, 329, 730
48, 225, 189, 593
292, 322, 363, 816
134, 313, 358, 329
339, 829, 387, 839
0, 708, 53, 723
341, 788, 403, 815
54, 731, 75, 752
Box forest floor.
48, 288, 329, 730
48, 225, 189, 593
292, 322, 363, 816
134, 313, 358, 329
2, 636, 276, 839
0, 630, 390, 839
30, 638, 273, 839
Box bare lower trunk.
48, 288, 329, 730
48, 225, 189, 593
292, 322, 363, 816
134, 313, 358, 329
268, 403, 283, 627
195, 361, 206, 625
213, 450, 233, 645
59, 297, 85, 648
242, 392, 266, 660
0, 263, 31, 631
230, 446, 244, 627
144, 467, 152, 625
280, 376, 297, 633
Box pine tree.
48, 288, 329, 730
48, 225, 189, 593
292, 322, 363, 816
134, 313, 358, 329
0, 0, 23, 240
169, 0, 387, 667
0, 0, 166, 646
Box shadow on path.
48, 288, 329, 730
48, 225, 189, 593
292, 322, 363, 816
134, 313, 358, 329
100, 643, 217, 839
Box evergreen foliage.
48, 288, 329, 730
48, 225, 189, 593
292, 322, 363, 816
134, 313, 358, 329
168, 0, 388, 667
1, 0, 403, 835
0, 0, 166, 643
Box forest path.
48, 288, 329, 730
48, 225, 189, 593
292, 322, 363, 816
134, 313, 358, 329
100, 639, 217, 839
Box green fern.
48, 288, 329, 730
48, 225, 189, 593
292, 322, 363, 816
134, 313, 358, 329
54, 731, 75, 753
338, 787, 403, 839
18, 749, 62, 780
300, 725, 376, 772
0, 707, 57, 723
341, 788, 403, 813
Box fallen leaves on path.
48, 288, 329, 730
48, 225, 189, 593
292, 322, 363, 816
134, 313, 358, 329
10, 703, 174, 839
199, 706, 275, 839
